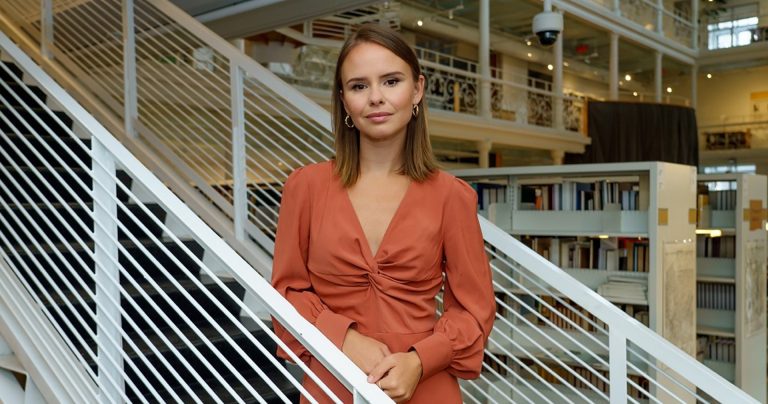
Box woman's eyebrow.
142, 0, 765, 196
345, 71, 406, 85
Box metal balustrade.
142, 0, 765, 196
0, 29, 391, 403
0, 1, 758, 403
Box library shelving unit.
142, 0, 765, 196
453, 162, 698, 400
695, 173, 766, 402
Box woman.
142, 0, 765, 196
271, 24, 495, 403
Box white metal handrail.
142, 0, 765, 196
0, 0, 337, 263
0, 29, 392, 403
458, 217, 757, 403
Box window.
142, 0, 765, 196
707, 4, 759, 50
701, 164, 756, 174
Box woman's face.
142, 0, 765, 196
340, 42, 424, 142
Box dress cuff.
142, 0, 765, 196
315, 309, 356, 349
411, 332, 453, 380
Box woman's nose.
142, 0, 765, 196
368, 85, 384, 105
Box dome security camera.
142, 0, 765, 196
532, 11, 563, 47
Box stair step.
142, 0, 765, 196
0, 133, 91, 169
3, 238, 205, 299
0, 83, 47, 108
0, 202, 166, 247
0, 105, 73, 135
0, 165, 93, 204
0, 62, 23, 83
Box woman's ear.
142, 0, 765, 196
412, 74, 425, 105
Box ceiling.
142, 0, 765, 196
403, 0, 694, 87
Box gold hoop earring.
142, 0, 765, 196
412, 104, 419, 117
344, 114, 355, 128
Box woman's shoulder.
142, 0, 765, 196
429, 170, 477, 199
285, 161, 334, 186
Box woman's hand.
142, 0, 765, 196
342, 328, 391, 374
367, 351, 423, 403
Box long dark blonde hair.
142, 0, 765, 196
332, 24, 438, 187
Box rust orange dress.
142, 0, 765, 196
271, 161, 495, 403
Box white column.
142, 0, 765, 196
654, 52, 663, 103
609, 33, 619, 100
477, 140, 492, 168
231, 64, 247, 241
691, 0, 699, 50
690, 64, 698, 110
551, 150, 565, 165
93, 138, 123, 403
41, 0, 53, 59
553, 27, 564, 130
479, 0, 492, 119
123, 0, 137, 138
656, 0, 663, 34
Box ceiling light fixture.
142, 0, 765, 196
625, 74, 632, 81
417, 19, 423, 27
666, 87, 672, 93
547, 64, 553, 70
633, 91, 638, 96
527, 52, 533, 58
706, 73, 712, 79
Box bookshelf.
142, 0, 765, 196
454, 162, 698, 400
695, 173, 767, 402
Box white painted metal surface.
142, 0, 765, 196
0, 29, 392, 403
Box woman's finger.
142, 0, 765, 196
367, 355, 396, 383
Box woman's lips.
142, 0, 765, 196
366, 112, 391, 123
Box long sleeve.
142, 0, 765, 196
271, 167, 356, 364
411, 177, 496, 380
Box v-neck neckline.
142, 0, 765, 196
343, 179, 413, 263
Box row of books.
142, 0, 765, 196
474, 182, 507, 211
696, 336, 736, 363
520, 181, 642, 211
697, 189, 737, 211
696, 282, 735, 311
526, 296, 648, 332
523, 236, 650, 272
523, 361, 650, 400
696, 235, 736, 258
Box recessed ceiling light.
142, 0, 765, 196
547, 64, 554, 70
526, 40, 532, 46
527, 53, 533, 58
633, 91, 638, 96
625, 74, 632, 81
706, 73, 712, 79
666, 87, 672, 93
563, 62, 569, 67
417, 19, 423, 26
619, 81, 624, 85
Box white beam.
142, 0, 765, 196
655, 51, 663, 103
479, 0, 491, 119
609, 32, 619, 100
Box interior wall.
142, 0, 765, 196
696, 65, 768, 124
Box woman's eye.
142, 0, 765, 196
384, 78, 400, 86
351, 83, 366, 91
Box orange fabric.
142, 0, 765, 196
271, 161, 495, 403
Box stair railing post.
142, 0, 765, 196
40, 0, 53, 59
92, 138, 124, 403
609, 327, 628, 403
231, 64, 247, 241
123, 0, 137, 138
